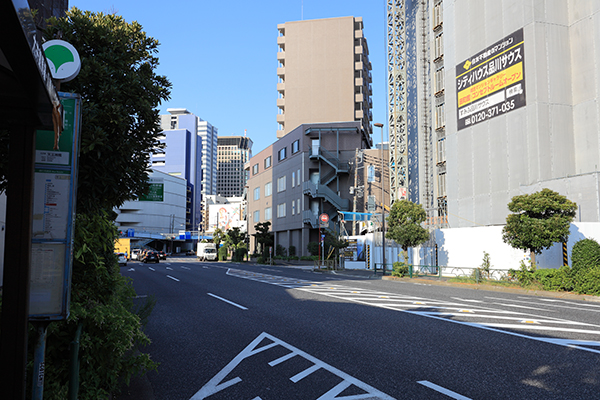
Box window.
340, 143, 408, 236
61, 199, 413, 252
435, 103, 445, 129
367, 165, 375, 182
277, 203, 286, 218
278, 147, 287, 161
252, 163, 259, 175
265, 207, 272, 220
292, 171, 296, 187
253, 187, 260, 201
297, 169, 301, 186
264, 156, 272, 169
433, 3, 443, 28
434, 33, 443, 60
438, 173, 447, 196
297, 198, 301, 213
265, 182, 272, 197
277, 176, 286, 192
253, 210, 260, 222
435, 67, 445, 94
292, 201, 295, 215
292, 140, 300, 154
437, 139, 446, 163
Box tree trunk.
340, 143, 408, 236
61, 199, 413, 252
530, 250, 536, 268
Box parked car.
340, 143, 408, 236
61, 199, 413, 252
116, 252, 128, 266
142, 251, 159, 263
158, 250, 167, 260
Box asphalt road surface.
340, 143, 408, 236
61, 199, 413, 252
119, 259, 600, 400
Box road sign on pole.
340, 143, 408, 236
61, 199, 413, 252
319, 213, 329, 228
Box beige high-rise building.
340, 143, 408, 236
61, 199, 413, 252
276, 16, 373, 139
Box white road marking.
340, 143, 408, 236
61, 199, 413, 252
166, 267, 173, 270
181, 266, 190, 270
418, 381, 472, 400
493, 302, 552, 312
491, 296, 600, 313
128, 268, 135, 271
226, 268, 600, 354
190, 332, 396, 400
166, 275, 180, 282
207, 293, 248, 310
148, 267, 155, 271
451, 297, 483, 303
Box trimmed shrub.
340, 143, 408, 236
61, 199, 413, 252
289, 245, 296, 257
307, 241, 319, 256
533, 266, 573, 292
571, 238, 600, 274
392, 261, 409, 277
573, 268, 600, 295
276, 244, 287, 257
233, 247, 247, 262
218, 245, 229, 261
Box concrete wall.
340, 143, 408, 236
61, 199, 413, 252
413, 222, 600, 273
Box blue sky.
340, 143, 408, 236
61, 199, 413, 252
69, 1, 388, 155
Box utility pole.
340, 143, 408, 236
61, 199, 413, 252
375, 123, 386, 275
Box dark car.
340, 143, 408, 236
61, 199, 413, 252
142, 251, 159, 263
158, 250, 167, 260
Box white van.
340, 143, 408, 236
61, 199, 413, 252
130, 248, 141, 261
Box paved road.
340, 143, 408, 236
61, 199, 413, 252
118, 259, 600, 399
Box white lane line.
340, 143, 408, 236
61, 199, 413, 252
268, 351, 298, 366
181, 266, 190, 270
166, 267, 173, 270
451, 297, 483, 303
203, 266, 209, 269
490, 296, 600, 313
207, 293, 248, 310
148, 267, 155, 271
493, 302, 552, 312
166, 275, 180, 282
418, 381, 472, 400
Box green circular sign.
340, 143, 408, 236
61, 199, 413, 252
43, 39, 81, 82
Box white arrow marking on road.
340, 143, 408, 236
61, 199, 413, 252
128, 268, 135, 271
418, 381, 472, 400
166, 275, 179, 282
190, 332, 396, 400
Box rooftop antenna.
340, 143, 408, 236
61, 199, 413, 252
244, 129, 247, 137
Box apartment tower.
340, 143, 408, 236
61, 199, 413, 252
276, 16, 373, 140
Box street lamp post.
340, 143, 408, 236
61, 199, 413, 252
374, 123, 386, 276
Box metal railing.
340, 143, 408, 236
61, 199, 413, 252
389, 264, 514, 283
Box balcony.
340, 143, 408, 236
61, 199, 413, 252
355, 77, 363, 87
277, 36, 285, 45
276, 129, 285, 139
277, 82, 285, 91
277, 51, 285, 61
355, 61, 363, 71
277, 98, 285, 107
354, 45, 363, 55
276, 114, 285, 123
355, 93, 364, 103
355, 109, 364, 119
277, 67, 285, 76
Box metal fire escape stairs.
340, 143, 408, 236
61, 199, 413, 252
303, 145, 351, 228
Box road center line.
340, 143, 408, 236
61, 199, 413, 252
417, 380, 472, 400
166, 275, 180, 282
207, 293, 248, 310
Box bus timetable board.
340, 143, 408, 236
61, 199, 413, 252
29, 92, 81, 320
456, 28, 526, 130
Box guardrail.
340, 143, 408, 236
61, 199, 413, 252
389, 264, 514, 283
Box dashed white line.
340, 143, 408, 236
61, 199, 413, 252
166, 275, 180, 282
207, 293, 248, 310
181, 266, 190, 270
148, 267, 155, 271
166, 267, 173, 270
418, 381, 472, 400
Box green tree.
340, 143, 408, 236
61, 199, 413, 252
502, 188, 577, 266
44, 8, 171, 212
19, 9, 172, 399
253, 221, 274, 258
213, 228, 225, 249
225, 227, 248, 260
385, 200, 430, 263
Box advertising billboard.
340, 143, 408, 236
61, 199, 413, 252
456, 28, 526, 130
209, 203, 243, 231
